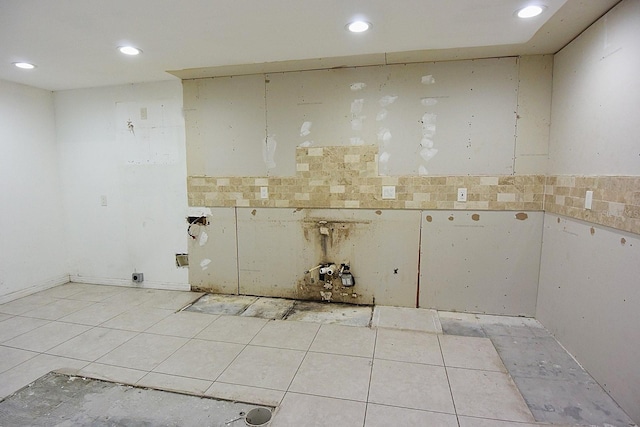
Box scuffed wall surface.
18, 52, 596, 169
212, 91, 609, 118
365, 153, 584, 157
184, 57, 552, 177
0, 80, 69, 302
538, 214, 640, 423
55, 81, 189, 290
420, 211, 543, 316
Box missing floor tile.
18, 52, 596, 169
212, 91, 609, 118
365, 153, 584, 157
184, 294, 373, 326
0, 372, 272, 426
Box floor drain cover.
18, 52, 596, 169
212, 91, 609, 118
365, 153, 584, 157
245, 407, 272, 426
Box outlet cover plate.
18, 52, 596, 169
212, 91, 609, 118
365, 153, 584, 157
382, 185, 396, 199
260, 187, 269, 199
457, 188, 467, 202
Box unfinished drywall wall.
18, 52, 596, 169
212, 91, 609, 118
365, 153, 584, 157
420, 211, 543, 316
514, 55, 553, 174
54, 81, 190, 290
235, 208, 421, 307
539, 1, 640, 423
185, 56, 555, 177
0, 80, 69, 302
184, 75, 267, 177
538, 214, 640, 423
549, 0, 640, 175
187, 207, 238, 294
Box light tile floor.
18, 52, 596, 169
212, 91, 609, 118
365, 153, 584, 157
0, 283, 635, 427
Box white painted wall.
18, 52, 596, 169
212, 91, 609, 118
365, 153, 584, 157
539, 0, 640, 423
0, 80, 69, 302
55, 81, 190, 290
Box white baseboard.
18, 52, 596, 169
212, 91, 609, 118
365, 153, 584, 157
69, 275, 190, 292
0, 274, 70, 304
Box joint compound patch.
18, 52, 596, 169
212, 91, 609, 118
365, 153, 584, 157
418, 165, 429, 175
379, 152, 390, 163
420, 138, 434, 148
379, 95, 398, 107
350, 82, 366, 91
351, 99, 364, 114
199, 230, 208, 246
298, 141, 313, 147
376, 109, 388, 121
421, 75, 435, 84
350, 137, 365, 146
351, 118, 364, 131
420, 147, 438, 162
200, 259, 212, 270
263, 135, 277, 169
421, 113, 437, 137
377, 128, 392, 145
421, 98, 438, 106
300, 121, 312, 137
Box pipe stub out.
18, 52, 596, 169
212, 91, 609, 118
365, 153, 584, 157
245, 407, 272, 426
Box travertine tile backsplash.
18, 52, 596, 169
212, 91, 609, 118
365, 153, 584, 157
187, 145, 639, 234
544, 175, 640, 235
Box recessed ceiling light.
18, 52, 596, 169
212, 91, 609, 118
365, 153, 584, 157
13, 62, 36, 69
118, 46, 142, 55
517, 5, 544, 18
346, 21, 371, 33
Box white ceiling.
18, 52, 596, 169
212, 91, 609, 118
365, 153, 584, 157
0, 0, 619, 91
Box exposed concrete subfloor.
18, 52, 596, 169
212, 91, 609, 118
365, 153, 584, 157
0, 372, 268, 426
0, 283, 636, 427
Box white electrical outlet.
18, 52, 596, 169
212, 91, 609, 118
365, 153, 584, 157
457, 188, 467, 202
260, 187, 269, 199
382, 185, 396, 199
585, 190, 593, 209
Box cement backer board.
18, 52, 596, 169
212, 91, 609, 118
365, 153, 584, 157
188, 207, 239, 294
420, 211, 542, 316
236, 208, 421, 307
537, 213, 640, 424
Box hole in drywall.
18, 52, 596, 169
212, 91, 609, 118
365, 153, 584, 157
176, 254, 189, 267
515, 213, 528, 221
471, 214, 480, 221
426, 215, 433, 222
187, 216, 208, 225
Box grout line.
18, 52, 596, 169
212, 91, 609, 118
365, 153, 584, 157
362, 327, 378, 427
438, 334, 460, 426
